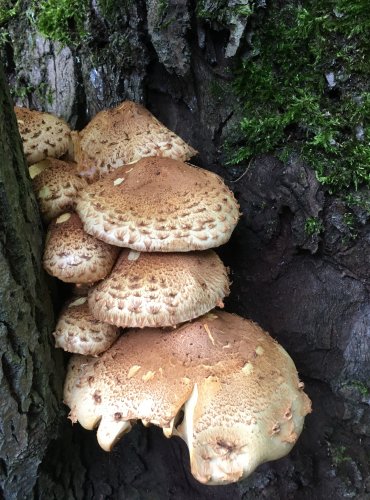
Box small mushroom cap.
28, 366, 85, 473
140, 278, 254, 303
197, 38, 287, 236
64, 311, 311, 484
53, 296, 120, 356
88, 249, 230, 328
15, 106, 71, 165
75, 101, 197, 180
43, 212, 120, 283
76, 157, 240, 251
30, 158, 87, 222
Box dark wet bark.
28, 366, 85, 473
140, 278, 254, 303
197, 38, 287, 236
0, 62, 64, 498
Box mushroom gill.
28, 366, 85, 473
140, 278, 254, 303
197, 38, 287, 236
63, 311, 311, 485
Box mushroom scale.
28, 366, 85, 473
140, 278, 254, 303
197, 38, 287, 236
43, 212, 120, 283
76, 157, 240, 252
88, 249, 230, 327
53, 296, 120, 356
30, 158, 87, 222
75, 101, 197, 180
15, 106, 71, 165
64, 311, 311, 485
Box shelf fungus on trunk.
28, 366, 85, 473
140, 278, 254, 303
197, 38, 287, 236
64, 311, 312, 485
74, 100, 197, 180
43, 212, 120, 283
88, 249, 230, 328
15, 106, 71, 165
53, 296, 120, 356
76, 157, 240, 251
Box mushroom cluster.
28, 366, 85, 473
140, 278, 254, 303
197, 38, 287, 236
18, 102, 311, 485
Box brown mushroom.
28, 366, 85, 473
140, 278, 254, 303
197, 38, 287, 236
15, 106, 71, 165
43, 212, 119, 283
29, 158, 87, 222
64, 311, 311, 485
53, 296, 120, 356
76, 157, 240, 251
88, 249, 229, 328
75, 101, 197, 180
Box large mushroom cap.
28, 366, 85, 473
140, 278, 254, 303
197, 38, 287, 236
43, 212, 119, 283
53, 296, 120, 356
76, 157, 240, 251
15, 106, 71, 165
75, 101, 197, 179
64, 311, 311, 485
88, 249, 229, 328
30, 158, 87, 222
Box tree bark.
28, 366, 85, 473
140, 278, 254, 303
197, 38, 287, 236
0, 62, 63, 499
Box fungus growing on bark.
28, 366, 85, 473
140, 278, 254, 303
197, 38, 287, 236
88, 249, 229, 328
74, 101, 197, 180
15, 106, 71, 164
76, 157, 239, 251
29, 158, 87, 222
53, 296, 120, 356
64, 311, 311, 485
43, 212, 119, 283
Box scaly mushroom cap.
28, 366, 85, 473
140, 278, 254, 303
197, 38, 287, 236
43, 212, 119, 283
88, 249, 229, 328
64, 311, 311, 485
15, 106, 71, 165
76, 157, 240, 251
53, 296, 120, 356
29, 158, 87, 222
75, 101, 197, 180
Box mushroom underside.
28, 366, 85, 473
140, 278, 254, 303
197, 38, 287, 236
64, 312, 311, 485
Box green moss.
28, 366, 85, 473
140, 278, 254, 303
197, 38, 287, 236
36, 0, 88, 45
344, 380, 370, 397
305, 217, 323, 236
196, 0, 253, 23
98, 0, 132, 22
230, 0, 370, 192
10, 80, 53, 106
157, 0, 169, 19
29, 0, 89, 46
0, 0, 20, 25
0, 0, 20, 49
330, 445, 351, 466
344, 192, 370, 213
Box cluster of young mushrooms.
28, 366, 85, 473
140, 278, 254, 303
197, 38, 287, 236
17, 102, 311, 485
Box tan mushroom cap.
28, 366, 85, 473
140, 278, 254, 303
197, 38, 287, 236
88, 249, 230, 328
53, 296, 120, 356
30, 158, 87, 222
76, 157, 240, 252
15, 106, 71, 165
43, 212, 119, 283
64, 311, 311, 485
75, 101, 197, 180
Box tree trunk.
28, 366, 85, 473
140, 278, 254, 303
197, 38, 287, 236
1, 1, 370, 498
0, 62, 64, 498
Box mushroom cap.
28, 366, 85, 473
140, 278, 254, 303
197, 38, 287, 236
43, 212, 120, 283
88, 249, 230, 328
76, 157, 240, 251
53, 296, 120, 356
75, 101, 197, 180
15, 106, 71, 165
30, 158, 87, 222
64, 311, 311, 485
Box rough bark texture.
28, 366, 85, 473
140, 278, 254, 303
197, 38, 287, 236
2, 1, 370, 498
0, 63, 66, 498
